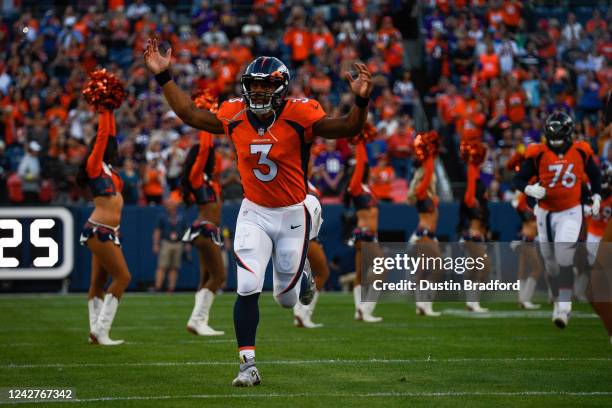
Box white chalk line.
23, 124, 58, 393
2, 357, 611, 369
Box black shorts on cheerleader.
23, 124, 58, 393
79, 219, 121, 247
351, 193, 377, 211
182, 220, 222, 246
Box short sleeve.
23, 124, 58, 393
215, 99, 246, 136
301, 99, 326, 143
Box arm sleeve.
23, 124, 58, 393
349, 142, 367, 195
512, 158, 537, 192
585, 155, 601, 195
86, 111, 111, 178
189, 131, 213, 189
464, 163, 480, 208
415, 157, 434, 200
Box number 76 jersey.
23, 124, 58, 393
525, 141, 594, 212
216, 97, 326, 208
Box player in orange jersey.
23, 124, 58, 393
513, 112, 602, 329
145, 40, 372, 386
180, 91, 225, 336
407, 131, 442, 317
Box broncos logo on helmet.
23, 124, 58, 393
241, 56, 290, 115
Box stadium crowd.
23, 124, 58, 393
0, 0, 609, 206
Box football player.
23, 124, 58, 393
407, 131, 442, 316
145, 40, 373, 386
513, 112, 602, 328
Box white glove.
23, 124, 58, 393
524, 183, 546, 200
591, 194, 601, 216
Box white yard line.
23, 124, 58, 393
2, 357, 611, 369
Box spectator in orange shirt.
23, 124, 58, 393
143, 158, 165, 205
375, 88, 400, 121
370, 154, 395, 202
283, 18, 311, 68
478, 42, 500, 81
458, 101, 486, 143
437, 84, 466, 126
377, 16, 401, 47
502, 0, 522, 32
309, 69, 332, 98
586, 9, 607, 36
311, 16, 334, 59
386, 117, 415, 179
487, 2, 504, 31
506, 85, 527, 124
213, 53, 238, 96
383, 36, 405, 80
228, 38, 253, 71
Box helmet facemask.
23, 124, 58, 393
545, 114, 574, 153
241, 76, 286, 115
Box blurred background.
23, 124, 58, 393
0, 0, 609, 292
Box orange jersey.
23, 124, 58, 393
525, 141, 594, 212
216, 98, 326, 207
587, 195, 612, 237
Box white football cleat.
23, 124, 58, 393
90, 294, 124, 346
416, 301, 441, 317
552, 301, 571, 329
187, 320, 225, 336
232, 364, 261, 387
466, 302, 489, 313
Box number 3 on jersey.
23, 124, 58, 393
250, 144, 278, 182
548, 163, 576, 188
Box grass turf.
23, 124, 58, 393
0, 293, 610, 407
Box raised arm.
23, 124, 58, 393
189, 131, 214, 189
349, 142, 367, 195
144, 39, 224, 134
314, 63, 373, 139
86, 110, 112, 178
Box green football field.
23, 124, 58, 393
0, 293, 611, 407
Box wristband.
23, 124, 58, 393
155, 70, 172, 87
355, 95, 369, 108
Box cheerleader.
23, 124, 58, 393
458, 139, 491, 313
181, 91, 225, 336
293, 178, 330, 328
346, 123, 383, 322
407, 131, 442, 316
506, 148, 543, 309
78, 70, 130, 345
